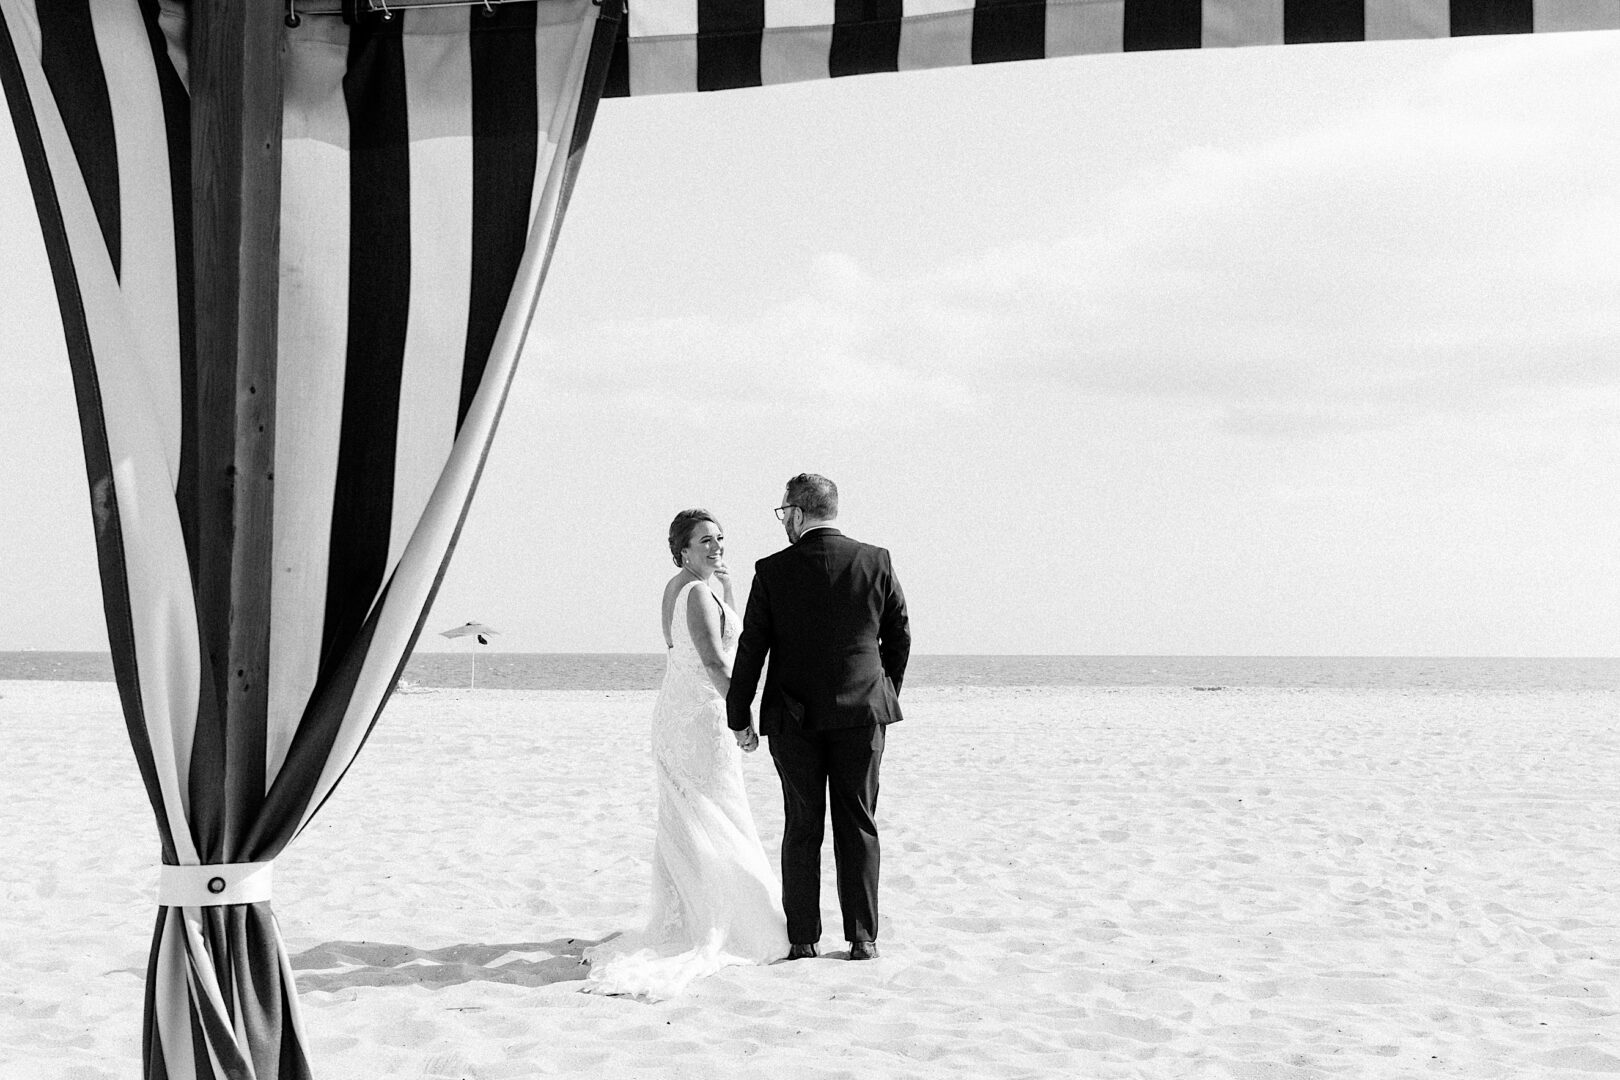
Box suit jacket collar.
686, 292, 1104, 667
796, 526, 842, 543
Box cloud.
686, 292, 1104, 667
536, 38, 1620, 440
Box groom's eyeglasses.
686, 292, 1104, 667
774, 504, 799, 521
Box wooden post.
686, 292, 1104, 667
190, 2, 284, 842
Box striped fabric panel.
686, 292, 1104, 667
0, 1, 620, 1076
284, 1, 607, 843
0, 0, 199, 871
604, 0, 1620, 94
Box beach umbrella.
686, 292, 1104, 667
440, 622, 499, 687
3, 2, 1610, 1077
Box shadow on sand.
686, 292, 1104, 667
288, 937, 598, 992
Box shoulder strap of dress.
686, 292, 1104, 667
666, 578, 714, 646
686, 578, 727, 636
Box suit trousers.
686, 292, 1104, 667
768, 722, 886, 945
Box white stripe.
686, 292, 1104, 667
90, 0, 184, 477
295, 0, 602, 835
153, 910, 199, 1080
630, 0, 697, 37
536, 0, 595, 221
1047, 0, 1124, 56
272, 912, 312, 1049
1365, 0, 1449, 39
269, 17, 353, 787
900, 0, 975, 16
155, 0, 188, 91
391, 17, 473, 581
897, 8, 974, 71
761, 25, 832, 85
627, 35, 697, 98
1534, 0, 1620, 31
767, 0, 836, 29
1202, 0, 1284, 46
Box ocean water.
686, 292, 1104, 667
2, 651, 1615, 693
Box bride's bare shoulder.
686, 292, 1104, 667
663, 571, 695, 601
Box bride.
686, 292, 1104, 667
583, 509, 789, 998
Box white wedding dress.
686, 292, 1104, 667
583, 579, 787, 999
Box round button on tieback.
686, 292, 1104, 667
207, 877, 226, 894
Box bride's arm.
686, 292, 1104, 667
687, 589, 731, 696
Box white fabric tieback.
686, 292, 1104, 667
157, 862, 274, 907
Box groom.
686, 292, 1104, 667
727, 473, 911, 961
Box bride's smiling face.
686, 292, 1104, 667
681, 520, 725, 577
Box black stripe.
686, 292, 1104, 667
233, 907, 306, 1080
830, 0, 902, 78
184, 986, 217, 1080
696, 0, 764, 91
136, 0, 199, 577
461, 5, 539, 429
972, 0, 1046, 65
186, 641, 228, 861
602, 4, 630, 99
1450, 0, 1533, 35
0, 9, 178, 865
322, 18, 411, 678
1122, 0, 1201, 50
35, 0, 121, 276
1284, 0, 1363, 43
568, 0, 625, 159
276, 965, 314, 1080
143, 912, 168, 1080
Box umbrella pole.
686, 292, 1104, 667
470, 645, 476, 690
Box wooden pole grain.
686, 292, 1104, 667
189, 2, 284, 843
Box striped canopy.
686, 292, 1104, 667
1, 1, 1614, 1078
601, 0, 1620, 96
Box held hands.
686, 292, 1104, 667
733, 727, 759, 753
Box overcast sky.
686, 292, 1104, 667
2, 32, 1616, 656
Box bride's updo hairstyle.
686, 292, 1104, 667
668, 509, 720, 567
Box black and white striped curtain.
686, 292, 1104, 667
0, 1, 617, 1076
601, 0, 1620, 96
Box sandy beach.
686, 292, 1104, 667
2, 679, 1617, 1078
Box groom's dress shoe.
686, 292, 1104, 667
848, 941, 878, 961
786, 943, 819, 960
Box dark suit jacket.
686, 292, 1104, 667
727, 528, 910, 736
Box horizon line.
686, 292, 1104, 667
3, 649, 1615, 661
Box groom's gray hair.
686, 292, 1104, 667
785, 473, 838, 520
